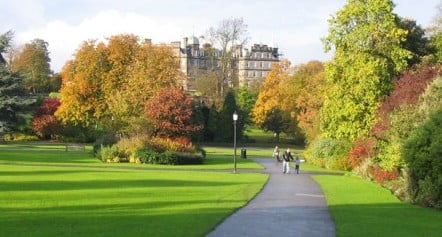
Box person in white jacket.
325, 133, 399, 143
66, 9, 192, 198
282, 148, 293, 174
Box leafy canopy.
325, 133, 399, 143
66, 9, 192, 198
320, 0, 411, 140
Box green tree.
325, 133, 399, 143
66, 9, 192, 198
428, 4, 442, 62
236, 86, 258, 125
0, 32, 33, 133
216, 90, 244, 142
0, 31, 13, 64
11, 39, 52, 94
320, 0, 411, 140
398, 18, 431, 65
261, 108, 290, 142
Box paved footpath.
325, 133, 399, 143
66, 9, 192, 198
206, 158, 335, 237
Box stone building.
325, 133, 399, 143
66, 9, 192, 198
167, 36, 280, 90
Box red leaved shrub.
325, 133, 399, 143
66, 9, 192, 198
32, 98, 61, 139
369, 165, 399, 184
372, 64, 442, 138
348, 138, 376, 168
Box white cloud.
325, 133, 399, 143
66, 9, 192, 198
16, 10, 203, 72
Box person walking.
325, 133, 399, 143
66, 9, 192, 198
295, 156, 301, 174
282, 148, 293, 174
273, 146, 281, 162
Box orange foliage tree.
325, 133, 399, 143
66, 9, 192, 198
56, 34, 183, 133
291, 61, 327, 143
145, 88, 201, 138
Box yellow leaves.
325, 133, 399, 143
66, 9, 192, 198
252, 60, 291, 125
56, 34, 181, 129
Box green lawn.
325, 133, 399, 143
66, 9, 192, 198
0, 144, 268, 237
0, 144, 263, 170
313, 175, 442, 237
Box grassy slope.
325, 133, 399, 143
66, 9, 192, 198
313, 175, 442, 237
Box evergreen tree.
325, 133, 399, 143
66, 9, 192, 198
217, 90, 244, 142
0, 65, 32, 133
0, 31, 33, 133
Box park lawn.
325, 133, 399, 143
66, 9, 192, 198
0, 164, 267, 237
313, 175, 442, 237
297, 162, 346, 174
0, 145, 263, 170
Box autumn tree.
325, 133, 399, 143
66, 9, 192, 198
320, 0, 411, 140
253, 60, 292, 140
56, 40, 109, 127
145, 88, 201, 138
56, 34, 182, 134
290, 61, 327, 143
11, 39, 52, 93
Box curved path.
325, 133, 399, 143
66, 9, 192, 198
207, 158, 335, 237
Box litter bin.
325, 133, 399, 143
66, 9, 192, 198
241, 148, 247, 159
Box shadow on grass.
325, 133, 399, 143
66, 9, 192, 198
0, 150, 95, 164
0, 170, 108, 176
0, 178, 246, 191
329, 203, 442, 237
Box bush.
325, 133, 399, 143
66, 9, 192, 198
369, 164, 400, 184
99, 145, 120, 162
149, 136, 196, 153
403, 108, 442, 209
348, 138, 376, 169
93, 133, 118, 156
305, 137, 352, 170
3, 133, 39, 141
115, 136, 150, 158
134, 148, 205, 165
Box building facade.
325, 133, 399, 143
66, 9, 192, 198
167, 36, 280, 90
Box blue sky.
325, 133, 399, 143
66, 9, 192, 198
1, 0, 440, 72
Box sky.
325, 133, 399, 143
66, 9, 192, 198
1, 0, 441, 72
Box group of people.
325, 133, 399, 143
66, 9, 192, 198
273, 146, 301, 174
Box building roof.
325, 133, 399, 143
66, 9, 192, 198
188, 36, 199, 45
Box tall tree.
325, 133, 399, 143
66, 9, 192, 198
320, 0, 411, 140
0, 31, 13, 64
398, 17, 431, 65
0, 31, 32, 133
11, 39, 52, 93
216, 90, 244, 142
208, 17, 248, 97
56, 40, 109, 127
253, 60, 290, 125
290, 61, 327, 143
56, 34, 181, 134
428, 4, 442, 62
